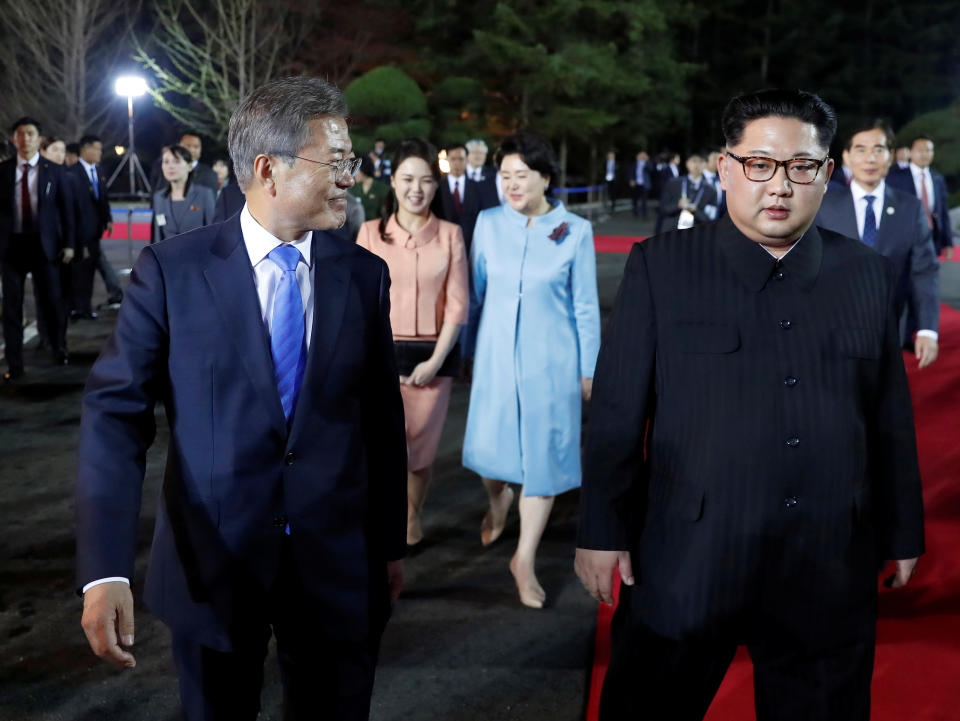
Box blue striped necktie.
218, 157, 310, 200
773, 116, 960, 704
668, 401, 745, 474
862, 195, 877, 248
268, 244, 306, 422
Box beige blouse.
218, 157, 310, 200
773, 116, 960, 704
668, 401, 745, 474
356, 214, 469, 340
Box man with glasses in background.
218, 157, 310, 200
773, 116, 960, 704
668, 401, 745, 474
817, 119, 939, 368
76, 76, 407, 720
576, 89, 924, 721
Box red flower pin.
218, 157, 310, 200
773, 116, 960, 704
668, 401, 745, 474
548, 221, 570, 242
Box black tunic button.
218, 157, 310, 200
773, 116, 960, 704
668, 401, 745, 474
775, 271, 785, 280
784, 376, 798, 387
779, 319, 792, 330
785, 437, 800, 447
284, 452, 295, 466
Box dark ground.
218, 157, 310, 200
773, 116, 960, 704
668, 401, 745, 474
1, 205, 958, 720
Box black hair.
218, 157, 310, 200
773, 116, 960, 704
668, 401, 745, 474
447, 142, 467, 154
179, 130, 203, 140
721, 89, 837, 150
358, 155, 377, 178
79, 135, 102, 149
843, 119, 895, 151
10, 116, 42, 134
40, 136, 64, 151
494, 132, 559, 189
911, 135, 934, 147
378, 137, 441, 243
160, 144, 195, 196
65, 142, 81, 155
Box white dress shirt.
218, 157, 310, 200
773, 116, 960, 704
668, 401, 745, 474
81, 204, 316, 595
13, 152, 39, 233
466, 164, 483, 182
908, 162, 935, 209
447, 173, 466, 198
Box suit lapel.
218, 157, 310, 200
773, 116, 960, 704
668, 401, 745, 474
836, 191, 860, 242
876, 187, 899, 254
288, 230, 350, 441
202, 216, 288, 436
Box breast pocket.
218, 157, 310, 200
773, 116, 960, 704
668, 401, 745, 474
831, 328, 881, 359
670, 323, 741, 354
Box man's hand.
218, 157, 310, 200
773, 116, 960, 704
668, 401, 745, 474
581, 377, 593, 402
81, 582, 136, 668
105, 221, 114, 236
574, 548, 634, 605
387, 560, 405, 602
59, 247, 74, 264
945, 247, 954, 260
915, 336, 938, 369
886, 557, 919, 589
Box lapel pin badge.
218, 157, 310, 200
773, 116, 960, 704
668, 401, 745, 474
886, 206, 894, 215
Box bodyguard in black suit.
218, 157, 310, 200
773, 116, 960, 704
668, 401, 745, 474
438, 144, 499, 251
77, 78, 406, 720
628, 151, 653, 218
816, 120, 939, 367
886, 135, 953, 257
67, 135, 113, 318
212, 180, 245, 223
576, 90, 924, 721
654, 153, 718, 234
0, 117, 75, 379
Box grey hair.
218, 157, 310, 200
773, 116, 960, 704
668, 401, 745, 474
228, 76, 348, 191
465, 139, 488, 153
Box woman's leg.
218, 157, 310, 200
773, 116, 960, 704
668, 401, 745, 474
406, 466, 432, 546
480, 477, 514, 546
510, 494, 555, 608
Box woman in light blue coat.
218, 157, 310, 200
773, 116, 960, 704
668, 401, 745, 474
463, 133, 600, 608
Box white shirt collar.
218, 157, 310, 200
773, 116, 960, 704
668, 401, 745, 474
908, 162, 930, 178
18, 152, 40, 168
79, 157, 96, 174
191, 159, 199, 169
448, 173, 466, 192
240, 204, 313, 270
850, 178, 885, 204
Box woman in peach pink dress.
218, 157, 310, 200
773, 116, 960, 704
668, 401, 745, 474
356, 138, 469, 546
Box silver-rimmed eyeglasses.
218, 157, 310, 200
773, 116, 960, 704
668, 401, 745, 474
293, 155, 362, 180
725, 152, 829, 184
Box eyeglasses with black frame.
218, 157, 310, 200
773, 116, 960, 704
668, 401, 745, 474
292, 155, 362, 180
725, 152, 829, 184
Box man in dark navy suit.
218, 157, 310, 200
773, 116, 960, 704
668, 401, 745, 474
76, 77, 407, 720
816, 120, 939, 367
438, 143, 498, 251
628, 151, 653, 218
887, 135, 953, 258
67, 135, 115, 319
0, 116, 75, 379
212, 180, 245, 223
577, 90, 923, 721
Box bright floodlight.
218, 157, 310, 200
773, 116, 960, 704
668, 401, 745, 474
115, 76, 147, 98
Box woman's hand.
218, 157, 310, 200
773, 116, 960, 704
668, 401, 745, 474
406, 358, 441, 387
581, 377, 593, 402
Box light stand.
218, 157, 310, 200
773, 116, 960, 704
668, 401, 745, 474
107, 76, 151, 272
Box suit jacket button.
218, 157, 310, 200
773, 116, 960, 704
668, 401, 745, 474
284, 452, 295, 466
272, 515, 288, 527
785, 436, 800, 447
775, 271, 785, 280
784, 496, 799, 508
784, 376, 798, 387
779, 319, 792, 329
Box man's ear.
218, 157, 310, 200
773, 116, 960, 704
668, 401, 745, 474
251, 154, 277, 195
822, 157, 836, 195
716, 152, 730, 191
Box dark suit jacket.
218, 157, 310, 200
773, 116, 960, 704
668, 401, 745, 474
0, 156, 75, 261
579, 215, 924, 649
886, 165, 953, 252
213, 182, 245, 224
438, 175, 499, 250
76, 215, 407, 650
629, 160, 653, 189
658, 176, 718, 226
66, 163, 112, 251
816, 184, 939, 337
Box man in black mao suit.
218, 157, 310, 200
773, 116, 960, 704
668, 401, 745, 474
0, 116, 75, 379
576, 90, 924, 721
67, 135, 114, 318
77, 77, 407, 720
816, 120, 940, 368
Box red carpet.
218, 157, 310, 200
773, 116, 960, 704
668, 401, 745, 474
587, 304, 960, 721
595, 235, 645, 254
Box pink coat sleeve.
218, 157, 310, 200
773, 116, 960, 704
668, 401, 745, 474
443, 224, 469, 326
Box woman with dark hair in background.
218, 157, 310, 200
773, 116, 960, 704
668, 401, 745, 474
356, 138, 469, 546
462, 132, 600, 608
152, 144, 216, 242
350, 155, 389, 220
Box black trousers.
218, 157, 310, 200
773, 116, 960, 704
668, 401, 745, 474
600, 594, 875, 721
72, 237, 100, 314
606, 180, 617, 211
631, 185, 648, 217
1, 234, 65, 370
171, 541, 388, 721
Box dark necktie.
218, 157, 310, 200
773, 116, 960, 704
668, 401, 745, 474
453, 179, 462, 215
21, 164, 33, 232
862, 195, 877, 248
